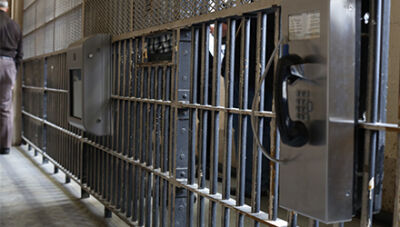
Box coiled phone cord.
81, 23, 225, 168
250, 38, 287, 164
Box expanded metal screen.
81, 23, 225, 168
83, 0, 133, 36
23, 0, 273, 58
82, 0, 270, 36
132, 0, 267, 31
22, 0, 83, 58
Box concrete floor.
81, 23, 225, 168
0, 147, 127, 227
0, 146, 390, 227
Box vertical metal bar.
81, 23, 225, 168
159, 66, 166, 227
361, 0, 383, 226
146, 66, 154, 227
110, 43, 118, 205
121, 39, 129, 214
152, 66, 162, 227
308, 219, 319, 227
116, 40, 124, 210
126, 38, 133, 218
159, 65, 167, 227
132, 38, 140, 223
174, 28, 190, 227
209, 21, 222, 227
222, 18, 235, 227
374, 0, 391, 214
120, 40, 127, 213
92, 145, 96, 193
188, 26, 200, 227
169, 31, 178, 227
236, 17, 250, 227
272, 131, 280, 220
197, 23, 210, 227
270, 9, 281, 221
161, 66, 171, 227
251, 14, 263, 227
139, 37, 146, 227
288, 212, 298, 227
112, 42, 120, 207
106, 46, 113, 202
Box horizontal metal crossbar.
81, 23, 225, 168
22, 85, 68, 93
112, 0, 282, 42
21, 109, 288, 227
21, 136, 139, 227
111, 95, 276, 118
359, 122, 400, 132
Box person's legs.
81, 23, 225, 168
0, 58, 16, 154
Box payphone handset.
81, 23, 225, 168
275, 54, 310, 147
275, 54, 324, 147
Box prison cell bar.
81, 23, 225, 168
236, 16, 251, 227
197, 23, 210, 227
360, 0, 386, 226
20, 1, 398, 225
221, 18, 235, 227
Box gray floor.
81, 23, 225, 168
0, 146, 127, 227
0, 146, 390, 227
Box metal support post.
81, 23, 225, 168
172, 29, 191, 227
81, 188, 90, 199
104, 207, 112, 218
42, 156, 48, 164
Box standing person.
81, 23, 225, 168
0, 0, 23, 155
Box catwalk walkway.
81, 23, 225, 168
0, 146, 127, 227
0, 146, 390, 227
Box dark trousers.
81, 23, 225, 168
0, 57, 16, 148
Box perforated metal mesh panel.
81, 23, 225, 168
67, 8, 83, 46
36, 0, 46, 28
82, 0, 264, 35
55, 0, 82, 17
24, 0, 36, 9
132, 0, 261, 31
35, 27, 46, 56
23, 33, 35, 59
83, 0, 133, 36
44, 22, 55, 54
22, 0, 82, 59
54, 14, 68, 51
23, 0, 265, 58
23, 2, 36, 35
44, 0, 55, 22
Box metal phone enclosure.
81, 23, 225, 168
67, 34, 112, 136
279, 0, 356, 223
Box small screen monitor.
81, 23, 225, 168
70, 69, 83, 119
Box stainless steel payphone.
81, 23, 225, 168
278, 0, 356, 223
67, 34, 112, 136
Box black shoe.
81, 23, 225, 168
0, 148, 10, 155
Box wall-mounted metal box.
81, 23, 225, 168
67, 34, 112, 136
277, 0, 356, 223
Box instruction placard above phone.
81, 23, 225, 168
289, 12, 320, 40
